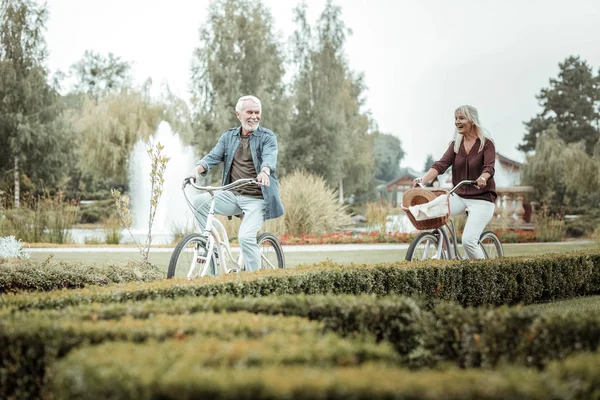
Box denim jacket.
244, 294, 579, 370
196, 126, 284, 220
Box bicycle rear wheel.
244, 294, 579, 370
167, 233, 218, 279
479, 231, 504, 259
257, 232, 285, 269
405, 231, 447, 261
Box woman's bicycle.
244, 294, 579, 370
403, 180, 504, 261
167, 177, 285, 279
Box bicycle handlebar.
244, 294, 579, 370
183, 177, 260, 192
414, 179, 479, 195
447, 180, 478, 195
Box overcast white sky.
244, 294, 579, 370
44, 0, 600, 171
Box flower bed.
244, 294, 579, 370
279, 232, 416, 245
280, 229, 539, 245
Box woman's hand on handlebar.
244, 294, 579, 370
413, 177, 424, 188
476, 176, 487, 189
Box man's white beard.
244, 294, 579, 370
242, 121, 259, 132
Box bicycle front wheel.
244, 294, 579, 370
257, 232, 285, 269
167, 233, 218, 279
405, 231, 446, 261
479, 231, 504, 259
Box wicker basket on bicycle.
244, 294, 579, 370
401, 188, 449, 230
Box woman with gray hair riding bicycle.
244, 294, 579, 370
415, 105, 497, 259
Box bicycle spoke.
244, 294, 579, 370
257, 233, 285, 270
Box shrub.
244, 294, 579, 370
365, 202, 390, 234
0, 191, 78, 244
4, 250, 599, 310
564, 211, 600, 238
78, 199, 118, 224
0, 236, 30, 260
0, 258, 163, 293
534, 207, 565, 242
102, 216, 123, 245
266, 170, 353, 236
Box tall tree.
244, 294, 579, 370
286, 0, 374, 201
0, 0, 72, 206
422, 154, 435, 172
189, 0, 289, 163
68, 50, 133, 100
69, 90, 165, 192
521, 125, 600, 213
373, 132, 404, 182
519, 56, 600, 155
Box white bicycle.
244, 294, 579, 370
404, 180, 504, 261
167, 177, 285, 279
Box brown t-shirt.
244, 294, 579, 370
431, 138, 497, 203
230, 134, 263, 198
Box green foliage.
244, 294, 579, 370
533, 207, 566, 242
46, 360, 598, 400
78, 199, 118, 224
1, 311, 327, 400
565, 215, 600, 238
265, 170, 353, 236
102, 216, 122, 245
0, 257, 162, 293
365, 202, 390, 234
0, 191, 78, 243
0, 0, 76, 197
70, 91, 165, 191
5, 250, 600, 312
519, 55, 600, 155
285, 1, 374, 198
189, 0, 290, 159
372, 131, 404, 182
68, 50, 133, 99
422, 154, 435, 172
522, 127, 600, 213
3, 291, 600, 399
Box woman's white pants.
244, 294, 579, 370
449, 195, 496, 259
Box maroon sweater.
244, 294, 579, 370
431, 138, 497, 203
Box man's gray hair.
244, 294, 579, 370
235, 95, 261, 113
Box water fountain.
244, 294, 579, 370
126, 121, 198, 245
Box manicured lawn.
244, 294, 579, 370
525, 295, 600, 313
25, 241, 598, 271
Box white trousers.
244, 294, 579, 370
449, 195, 496, 259
193, 191, 265, 271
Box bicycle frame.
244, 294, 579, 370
183, 177, 278, 278
431, 219, 460, 260
416, 179, 478, 261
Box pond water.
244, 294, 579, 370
69, 228, 175, 245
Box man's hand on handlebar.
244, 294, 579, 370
257, 170, 270, 187
192, 165, 206, 183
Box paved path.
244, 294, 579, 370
22, 240, 594, 253
24, 243, 411, 253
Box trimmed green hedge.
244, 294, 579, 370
3, 250, 599, 310
0, 310, 397, 400
49, 350, 600, 400
3, 293, 600, 400
58, 294, 598, 369
0, 258, 163, 293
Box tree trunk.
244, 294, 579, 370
14, 156, 20, 209
338, 180, 343, 205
